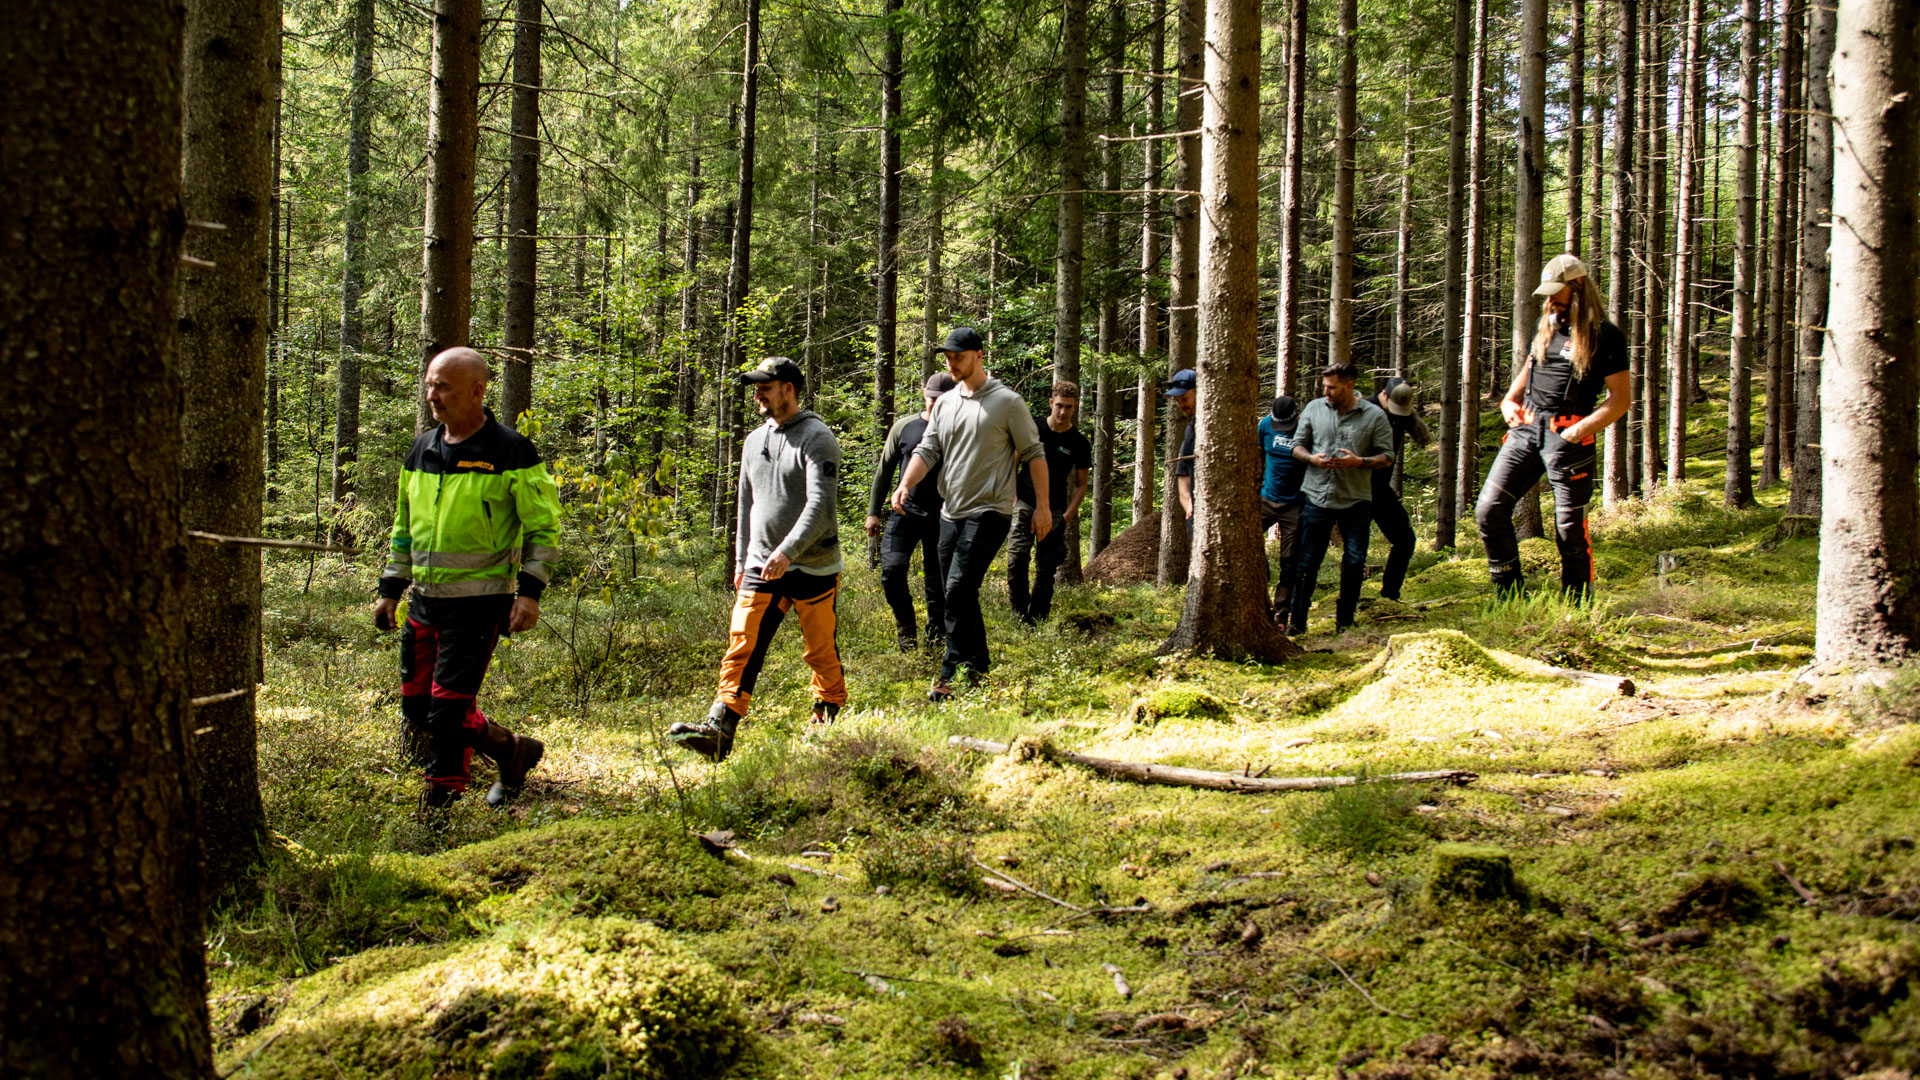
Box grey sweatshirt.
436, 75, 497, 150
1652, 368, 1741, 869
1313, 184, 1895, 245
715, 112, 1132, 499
735, 409, 843, 578
909, 377, 1043, 520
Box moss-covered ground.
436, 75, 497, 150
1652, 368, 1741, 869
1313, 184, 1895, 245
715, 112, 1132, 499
218, 410, 1919, 1079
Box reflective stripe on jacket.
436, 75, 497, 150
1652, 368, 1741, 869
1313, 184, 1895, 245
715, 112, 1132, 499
378, 408, 562, 601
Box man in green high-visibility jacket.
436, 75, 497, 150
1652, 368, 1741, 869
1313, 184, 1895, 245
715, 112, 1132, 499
372, 347, 562, 809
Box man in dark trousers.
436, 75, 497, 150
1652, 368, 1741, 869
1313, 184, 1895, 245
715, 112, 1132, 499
1287, 362, 1395, 634
1476, 254, 1630, 601
373, 347, 558, 809
867, 371, 957, 651
670, 357, 847, 763
1007, 381, 1092, 624
892, 327, 1049, 701
1365, 377, 1431, 602
1257, 394, 1306, 621
1167, 368, 1199, 534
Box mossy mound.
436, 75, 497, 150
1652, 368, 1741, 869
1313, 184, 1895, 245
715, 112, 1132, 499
1378, 629, 1517, 686
235, 918, 745, 1080
1425, 843, 1522, 905
1129, 686, 1230, 725
434, 815, 742, 929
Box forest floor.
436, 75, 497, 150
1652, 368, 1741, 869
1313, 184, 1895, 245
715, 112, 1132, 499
214, 424, 1920, 1079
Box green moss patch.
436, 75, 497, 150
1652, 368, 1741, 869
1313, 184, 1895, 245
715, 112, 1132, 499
229, 918, 745, 1080
1129, 686, 1230, 725
1425, 843, 1522, 905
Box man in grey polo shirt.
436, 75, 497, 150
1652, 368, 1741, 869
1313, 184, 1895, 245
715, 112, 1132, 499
1286, 362, 1394, 634
892, 327, 1049, 701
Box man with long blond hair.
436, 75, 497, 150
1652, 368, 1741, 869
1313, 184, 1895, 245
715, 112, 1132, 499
1474, 254, 1632, 601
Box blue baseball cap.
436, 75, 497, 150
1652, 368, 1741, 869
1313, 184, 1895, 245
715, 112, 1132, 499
1165, 369, 1198, 395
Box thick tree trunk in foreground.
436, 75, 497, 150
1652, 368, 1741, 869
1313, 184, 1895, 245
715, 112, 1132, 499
182, 0, 277, 900
1, 3, 212, 1073
1437, 0, 1470, 547
1327, 0, 1358, 369
500, 0, 541, 428
334, 0, 373, 501
1135, 0, 1167, 526
1815, 0, 1920, 665
1158, 0, 1203, 587
1603, 0, 1638, 506
1055, 0, 1088, 387
416, 0, 482, 432
1789, 0, 1834, 515
1724, 0, 1759, 508
1162, 0, 1292, 663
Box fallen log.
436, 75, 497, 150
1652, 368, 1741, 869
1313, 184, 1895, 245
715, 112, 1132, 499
1538, 664, 1636, 696
948, 736, 1477, 793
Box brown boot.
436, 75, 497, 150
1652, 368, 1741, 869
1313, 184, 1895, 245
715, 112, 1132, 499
478, 721, 544, 808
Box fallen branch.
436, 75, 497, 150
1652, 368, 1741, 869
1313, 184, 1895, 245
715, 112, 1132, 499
788, 862, 849, 882
950, 736, 1477, 793
1293, 945, 1413, 1020
973, 858, 1084, 913
190, 687, 252, 708
1774, 859, 1819, 906
1101, 962, 1133, 999
1537, 664, 1636, 696
189, 530, 358, 555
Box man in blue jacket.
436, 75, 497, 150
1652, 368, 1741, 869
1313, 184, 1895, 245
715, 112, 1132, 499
1257, 395, 1306, 622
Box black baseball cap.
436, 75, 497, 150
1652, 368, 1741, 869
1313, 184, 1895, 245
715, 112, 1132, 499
932, 327, 985, 354
1271, 394, 1299, 431
741, 355, 804, 388
924, 372, 957, 395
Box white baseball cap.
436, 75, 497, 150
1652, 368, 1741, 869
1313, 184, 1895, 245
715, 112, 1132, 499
1533, 253, 1589, 297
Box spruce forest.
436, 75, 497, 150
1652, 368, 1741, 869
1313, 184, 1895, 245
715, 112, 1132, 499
7, 0, 1920, 1076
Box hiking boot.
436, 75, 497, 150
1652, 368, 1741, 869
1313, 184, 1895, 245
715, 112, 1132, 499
927, 679, 954, 703
811, 701, 841, 725
896, 631, 918, 653
667, 703, 740, 762
420, 780, 461, 811
478, 721, 544, 808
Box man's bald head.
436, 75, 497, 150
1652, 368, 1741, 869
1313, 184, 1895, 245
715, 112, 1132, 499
424, 347, 491, 437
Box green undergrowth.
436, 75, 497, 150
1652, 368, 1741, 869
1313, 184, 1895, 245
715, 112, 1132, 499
219, 473, 1920, 1079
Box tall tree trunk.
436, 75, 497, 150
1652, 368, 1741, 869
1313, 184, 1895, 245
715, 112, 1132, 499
334, 0, 373, 508
1666, 0, 1703, 487
1437, 0, 1470, 547
875, 0, 902, 478
183, 0, 276, 901
1055, 0, 1088, 386
1567, 0, 1586, 255
1161, 0, 1292, 662
267, 87, 281, 490
806, 98, 824, 405
1589, 0, 1608, 262
2, 2, 212, 1071
415, 0, 482, 432
1158, 0, 1202, 587
500, 0, 540, 428
1276, 0, 1309, 399
1788, 0, 1833, 515
722, 0, 760, 576
1761, 0, 1800, 487
1604, 0, 1638, 505
1724, 0, 1759, 508
1091, 0, 1125, 558
1641, 4, 1669, 493
1513, 0, 1547, 382
1456, 0, 1491, 526
1392, 70, 1414, 379
924, 139, 944, 382
1815, 0, 1920, 665
1135, 0, 1167, 525
1327, 0, 1358, 369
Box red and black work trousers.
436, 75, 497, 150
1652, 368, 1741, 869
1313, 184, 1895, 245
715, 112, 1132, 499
715, 570, 847, 717
401, 594, 511, 797
1475, 413, 1597, 601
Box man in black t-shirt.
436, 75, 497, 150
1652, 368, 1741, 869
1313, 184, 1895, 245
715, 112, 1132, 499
1475, 254, 1632, 601
1008, 382, 1093, 623
867, 372, 958, 650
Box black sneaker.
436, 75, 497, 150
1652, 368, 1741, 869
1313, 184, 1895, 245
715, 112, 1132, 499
667, 703, 740, 763
896, 632, 917, 653
811, 701, 841, 725
927, 679, 954, 703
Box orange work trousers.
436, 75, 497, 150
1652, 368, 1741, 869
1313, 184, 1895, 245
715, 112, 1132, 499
715, 570, 847, 715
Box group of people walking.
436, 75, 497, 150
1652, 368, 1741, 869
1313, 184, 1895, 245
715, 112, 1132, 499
373, 254, 1631, 799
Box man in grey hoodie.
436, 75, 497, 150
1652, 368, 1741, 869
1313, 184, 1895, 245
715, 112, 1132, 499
892, 328, 1049, 701
669, 356, 845, 762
